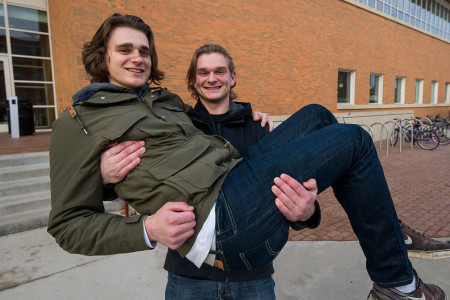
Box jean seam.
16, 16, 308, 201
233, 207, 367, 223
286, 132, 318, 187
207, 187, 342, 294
239, 253, 251, 270
301, 118, 332, 138
220, 189, 237, 234
375, 275, 414, 287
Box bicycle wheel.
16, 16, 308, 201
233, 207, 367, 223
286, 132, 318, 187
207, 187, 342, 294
417, 130, 440, 150
435, 126, 450, 145
403, 125, 413, 143
390, 128, 399, 146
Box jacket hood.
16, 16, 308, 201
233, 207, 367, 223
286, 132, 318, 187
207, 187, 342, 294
191, 100, 252, 124
72, 82, 150, 103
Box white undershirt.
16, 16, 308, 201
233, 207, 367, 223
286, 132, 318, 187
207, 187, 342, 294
143, 205, 216, 268
186, 203, 216, 268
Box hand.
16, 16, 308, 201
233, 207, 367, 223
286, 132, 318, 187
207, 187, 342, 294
271, 174, 317, 222
144, 202, 196, 250
252, 111, 274, 132
100, 141, 146, 184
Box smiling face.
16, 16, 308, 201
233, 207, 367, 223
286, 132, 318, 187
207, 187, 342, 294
194, 52, 236, 104
105, 27, 151, 89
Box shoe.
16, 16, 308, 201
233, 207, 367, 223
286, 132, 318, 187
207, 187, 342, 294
367, 270, 447, 300
400, 220, 450, 259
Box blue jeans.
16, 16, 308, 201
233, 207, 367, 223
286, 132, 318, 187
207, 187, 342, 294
165, 272, 275, 300
215, 104, 413, 288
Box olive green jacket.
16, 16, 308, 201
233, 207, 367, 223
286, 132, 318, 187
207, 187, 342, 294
48, 84, 241, 257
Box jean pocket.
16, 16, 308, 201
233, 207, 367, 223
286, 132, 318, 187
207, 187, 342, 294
238, 225, 289, 270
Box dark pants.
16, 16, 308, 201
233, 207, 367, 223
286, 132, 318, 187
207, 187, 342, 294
216, 104, 413, 288
165, 273, 275, 300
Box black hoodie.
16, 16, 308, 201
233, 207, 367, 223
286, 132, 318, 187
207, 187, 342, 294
189, 100, 270, 155
164, 99, 274, 282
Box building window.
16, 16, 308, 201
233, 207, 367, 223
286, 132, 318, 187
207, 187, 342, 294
414, 79, 424, 103
394, 76, 406, 104
354, 0, 450, 41
6, 4, 54, 130
445, 82, 450, 104
338, 69, 356, 104
430, 81, 438, 103
370, 73, 383, 104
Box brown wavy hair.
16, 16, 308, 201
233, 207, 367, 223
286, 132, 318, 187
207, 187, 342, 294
186, 44, 237, 100
82, 14, 165, 85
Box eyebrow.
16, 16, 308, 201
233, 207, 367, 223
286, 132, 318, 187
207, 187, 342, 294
114, 43, 150, 51
197, 66, 228, 72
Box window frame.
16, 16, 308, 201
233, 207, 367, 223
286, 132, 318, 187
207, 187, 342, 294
414, 78, 424, 104
430, 80, 439, 103
369, 73, 384, 104
394, 76, 406, 104
337, 69, 356, 105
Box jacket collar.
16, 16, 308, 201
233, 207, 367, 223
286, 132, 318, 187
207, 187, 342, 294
72, 82, 150, 103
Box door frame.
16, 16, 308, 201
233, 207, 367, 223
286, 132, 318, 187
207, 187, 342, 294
0, 54, 12, 132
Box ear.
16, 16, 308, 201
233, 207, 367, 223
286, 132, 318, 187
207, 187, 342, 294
230, 71, 236, 86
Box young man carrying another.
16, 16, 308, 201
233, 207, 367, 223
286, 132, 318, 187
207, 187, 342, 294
101, 44, 319, 299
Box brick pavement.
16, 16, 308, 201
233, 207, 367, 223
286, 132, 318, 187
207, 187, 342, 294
0, 131, 51, 155
0, 131, 449, 240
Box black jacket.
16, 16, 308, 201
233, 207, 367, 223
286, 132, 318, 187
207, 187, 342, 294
164, 100, 273, 282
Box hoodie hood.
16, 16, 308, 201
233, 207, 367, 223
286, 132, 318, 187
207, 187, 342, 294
190, 99, 252, 124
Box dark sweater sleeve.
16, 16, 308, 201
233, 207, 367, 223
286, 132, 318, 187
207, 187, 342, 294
290, 200, 321, 231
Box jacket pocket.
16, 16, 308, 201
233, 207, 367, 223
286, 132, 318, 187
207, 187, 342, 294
147, 135, 210, 180
147, 135, 226, 192
103, 110, 148, 140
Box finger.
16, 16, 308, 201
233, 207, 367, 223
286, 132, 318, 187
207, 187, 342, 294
268, 118, 274, 132
274, 198, 295, 221
166, 218, 196, 249
116, 157, 141, 178
103, 141, 119, 151
252, 111, 261, 121
260, 113, 267, 127
115, 141, 145, 161
276, 174, 308, 199
104, 140, 141, 156
272, 183, 297, 213
170, 211, 196, 225
169, 228, 195, 250
303, 178, 318, 194
163, 201, 195, 213
113, 146, 145, 171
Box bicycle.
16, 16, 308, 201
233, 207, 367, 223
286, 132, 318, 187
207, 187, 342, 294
422, 115, 450, 146
390, 119, 440, 150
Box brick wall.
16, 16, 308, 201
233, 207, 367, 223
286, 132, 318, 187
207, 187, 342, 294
49, 0, 450, 117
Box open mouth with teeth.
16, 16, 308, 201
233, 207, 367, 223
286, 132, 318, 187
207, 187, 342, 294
126, 68, 144, 73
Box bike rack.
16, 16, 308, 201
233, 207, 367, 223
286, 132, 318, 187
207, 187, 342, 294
399, 119, 414, 150
335, 115, 440, 155
385, 120, 403, 153
349, 115, 444, 154
370, 122, 389, 155
360, 124, 374, 139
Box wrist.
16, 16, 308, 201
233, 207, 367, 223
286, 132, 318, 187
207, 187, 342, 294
143, 215, 157, 248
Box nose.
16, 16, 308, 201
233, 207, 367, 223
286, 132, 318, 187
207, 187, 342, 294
130, 50, 144, 63
207, 72, 216, 82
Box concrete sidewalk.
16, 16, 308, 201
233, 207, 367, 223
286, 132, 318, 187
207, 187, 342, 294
0, 227, 449, 300
0, 131, 449, 299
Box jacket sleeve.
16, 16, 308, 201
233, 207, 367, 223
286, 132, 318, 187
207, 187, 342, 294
290, 200, 321, 231
47, 111, 149, 255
